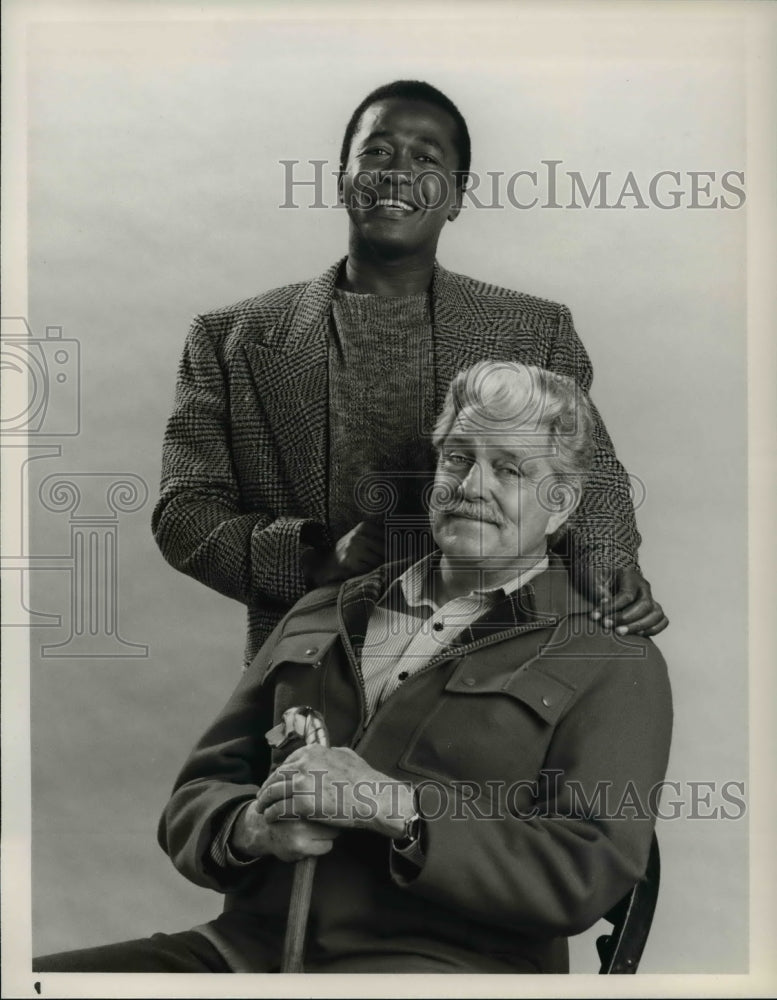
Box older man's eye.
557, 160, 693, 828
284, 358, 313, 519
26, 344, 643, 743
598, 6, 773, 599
442, 452, 469, 467
498, 465, 522, 479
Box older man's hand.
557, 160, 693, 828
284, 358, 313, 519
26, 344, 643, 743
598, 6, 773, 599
256, 745, 414, 839
229, 799, 339, 863
584, 565, 669, 637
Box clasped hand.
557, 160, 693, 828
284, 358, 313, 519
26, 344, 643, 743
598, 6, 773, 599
258, 745, 411, 836
231, 746, 412, 864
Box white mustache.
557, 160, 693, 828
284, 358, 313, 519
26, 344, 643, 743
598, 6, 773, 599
437, 498, 506, 527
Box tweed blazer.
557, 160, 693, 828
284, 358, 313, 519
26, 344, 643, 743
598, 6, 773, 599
158, 555, 671, 973
152, 259, 640, 663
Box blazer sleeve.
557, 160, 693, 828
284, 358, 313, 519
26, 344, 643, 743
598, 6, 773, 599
547, 305, 642, 572
151, 316, 327, 608
391, 644, 672, 937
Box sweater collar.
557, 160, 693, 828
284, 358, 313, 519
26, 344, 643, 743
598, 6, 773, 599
283, 257, 489, 347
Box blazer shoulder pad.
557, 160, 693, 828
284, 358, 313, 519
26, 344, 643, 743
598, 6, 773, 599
447, 269, 568, 320
192, 279, 311, 347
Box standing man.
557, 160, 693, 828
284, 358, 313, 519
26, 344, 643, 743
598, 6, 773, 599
152, 80, 667, 667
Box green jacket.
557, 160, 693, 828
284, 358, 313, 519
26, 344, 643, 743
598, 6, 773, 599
158, 556, 671, 973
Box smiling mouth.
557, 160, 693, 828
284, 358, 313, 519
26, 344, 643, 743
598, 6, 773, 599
372, 197, 418, 213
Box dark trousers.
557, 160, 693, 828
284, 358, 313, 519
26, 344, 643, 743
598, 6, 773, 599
33, 915, 547, 974
32, 931, 476, 973
33, 930, 232, 973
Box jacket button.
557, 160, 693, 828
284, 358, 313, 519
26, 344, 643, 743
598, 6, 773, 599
463, 677, 476, 687
541, 695, 553, 707
305, 647, 318, 656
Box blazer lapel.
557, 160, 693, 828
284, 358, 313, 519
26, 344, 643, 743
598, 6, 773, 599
431, 262, 506, 415
242, 259, 345, 529
241, 258, 536, 532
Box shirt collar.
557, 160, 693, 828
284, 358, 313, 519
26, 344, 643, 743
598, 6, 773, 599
394, 552, 550, 612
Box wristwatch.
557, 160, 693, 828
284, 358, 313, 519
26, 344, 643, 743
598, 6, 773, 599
394, 789, 422, 851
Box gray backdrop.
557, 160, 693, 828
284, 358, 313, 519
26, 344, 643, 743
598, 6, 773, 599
15, 7, 748, 976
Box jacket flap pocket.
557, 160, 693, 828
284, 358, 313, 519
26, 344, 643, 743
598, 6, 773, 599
258, 631, 340, 683
445, 661, 576, 724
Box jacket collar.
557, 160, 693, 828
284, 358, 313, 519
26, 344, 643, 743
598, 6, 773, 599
282, 258, 344, 352
529, 553, 596, 618
281, 257, 496, 347
338, 558, 397, 647
337, 552, 594, 656
449, 553, 594, 649
431, 260, 493, 334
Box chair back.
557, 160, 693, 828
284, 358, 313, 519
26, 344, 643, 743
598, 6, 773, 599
596, 832, 661, 974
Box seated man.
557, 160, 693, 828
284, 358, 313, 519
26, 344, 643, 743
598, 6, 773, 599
34, 361, 672, 974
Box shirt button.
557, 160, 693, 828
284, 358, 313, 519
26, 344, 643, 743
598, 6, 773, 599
305, 647, 318, 656
433, 622, 444, 632
398, 671, 408, 681
463, 677, 476, 687
541, 695, 553, 707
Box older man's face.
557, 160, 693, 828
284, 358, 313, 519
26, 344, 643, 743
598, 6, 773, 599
430, 408, 572, 568
339, 98, 462, 256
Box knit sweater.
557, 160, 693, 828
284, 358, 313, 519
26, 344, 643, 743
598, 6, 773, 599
328, 289, 435, 542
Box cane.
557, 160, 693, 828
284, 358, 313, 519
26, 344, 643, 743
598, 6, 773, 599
265, 705, 330, 973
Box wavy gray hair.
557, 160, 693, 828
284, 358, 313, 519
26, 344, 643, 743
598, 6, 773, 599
432, 360, 596, 486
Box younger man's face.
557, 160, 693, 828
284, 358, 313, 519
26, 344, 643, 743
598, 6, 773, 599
339, 98, 462, 257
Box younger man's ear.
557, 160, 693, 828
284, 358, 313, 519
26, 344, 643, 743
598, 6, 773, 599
447, 173, 468, 222
447, 189, 463, 222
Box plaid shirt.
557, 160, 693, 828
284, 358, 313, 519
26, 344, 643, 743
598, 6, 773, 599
360, 553, 548, 722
